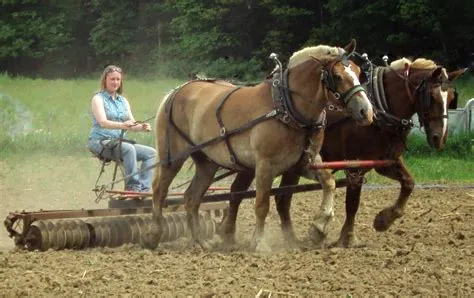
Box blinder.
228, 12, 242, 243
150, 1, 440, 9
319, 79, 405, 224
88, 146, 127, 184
321, 57, 366, 106
414, 77, 450, 130
449, 88, 458, 109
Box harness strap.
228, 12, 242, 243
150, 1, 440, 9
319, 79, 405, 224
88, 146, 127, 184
375, 67, 389, 111
215, 86, 245, 167
163, 81, 282, 167
371, 67, 382, 111
163, 109, 280, 170
164, 83, 196, 165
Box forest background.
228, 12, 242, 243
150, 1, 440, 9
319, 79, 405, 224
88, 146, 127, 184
2, 0, 474, 80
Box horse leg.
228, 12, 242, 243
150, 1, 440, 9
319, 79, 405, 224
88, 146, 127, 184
184, 154, 219, 250
251, 160, 274, 252
373, 157, 414, 231
308, 155, 336, 246
217, 172, 255, 245
332, 183, 362, 247
145, 160, 185, 249
274, 171, 300, 247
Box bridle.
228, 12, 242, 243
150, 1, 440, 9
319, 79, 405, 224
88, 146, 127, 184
320, 57, 367, 106
269, 55, 367, 130
400, 65, 450, 132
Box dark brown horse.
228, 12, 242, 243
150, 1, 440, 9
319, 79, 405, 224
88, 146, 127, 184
149, 40, 374, 251
219, 57, 466, 248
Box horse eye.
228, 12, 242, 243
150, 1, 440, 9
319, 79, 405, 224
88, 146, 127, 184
333, 74, 342, 83
440, 81, 450, 91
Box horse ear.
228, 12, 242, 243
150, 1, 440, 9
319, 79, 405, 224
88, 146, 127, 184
448, 68, 467, 82
343, 39, 357, 55
404, 63, 410, 75
430, 66, 443, 80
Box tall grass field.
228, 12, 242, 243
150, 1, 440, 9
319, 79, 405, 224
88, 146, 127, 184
1, 73, 473, 184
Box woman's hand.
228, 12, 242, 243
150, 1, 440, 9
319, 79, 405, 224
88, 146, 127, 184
141, 123, 152, 132
123, 120, 151, 132
123, 120, 135, 128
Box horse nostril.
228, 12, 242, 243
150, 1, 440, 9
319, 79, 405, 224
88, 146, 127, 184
432, 135, 440, 146
360, 108, 366, 118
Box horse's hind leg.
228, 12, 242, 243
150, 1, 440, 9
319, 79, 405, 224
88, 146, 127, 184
332, 183, 362, 248
373, 157, 414, 231
185, 153, 219, 250
308, 155, 336, 246
145, 160, 185, 249
217, 172, 254, 245
274, 171, 300, 246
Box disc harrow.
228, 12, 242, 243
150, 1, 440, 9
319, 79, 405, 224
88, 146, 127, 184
5, 201, 227, 251
4, 159, 395, 251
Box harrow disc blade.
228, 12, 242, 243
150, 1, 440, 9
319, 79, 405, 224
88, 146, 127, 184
25, 221, 49, 251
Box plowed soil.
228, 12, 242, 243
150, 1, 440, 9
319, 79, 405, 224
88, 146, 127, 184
1, 178, 473, 296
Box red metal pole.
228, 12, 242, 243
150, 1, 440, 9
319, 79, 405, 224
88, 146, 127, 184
309, 160, 395, 170
105, 186, 230, 196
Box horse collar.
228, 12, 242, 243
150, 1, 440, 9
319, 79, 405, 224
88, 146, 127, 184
271, 69, 325, 130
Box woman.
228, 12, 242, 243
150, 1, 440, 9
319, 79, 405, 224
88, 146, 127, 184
88, 65, 156, 192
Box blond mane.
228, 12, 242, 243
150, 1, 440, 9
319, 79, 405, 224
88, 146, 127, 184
288, 45, 345, 69
390, 57, 438, 70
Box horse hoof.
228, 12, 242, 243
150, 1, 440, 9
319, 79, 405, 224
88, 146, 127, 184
308, 224, 327, 246
255, 240, 272, 253
217, 230, 237, 245
140, 224, 161, 250
374, 207, 403, 232
199, 239, 213, 251
330, 234, 359, 248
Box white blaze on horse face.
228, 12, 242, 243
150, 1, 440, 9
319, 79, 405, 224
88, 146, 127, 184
344, 64, 361, 85
440, 89, 448, 138
344, 64, 370, 103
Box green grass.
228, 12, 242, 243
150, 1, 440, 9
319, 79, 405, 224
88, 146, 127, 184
0, 74, 473, 183
0, 74, 182, 156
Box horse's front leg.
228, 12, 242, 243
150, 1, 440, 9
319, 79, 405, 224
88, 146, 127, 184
217, 172, 255, 244
251, 159, 274, 252
274, 171, 300, 247
373, 156, 414, 231
185, 156, 219, 250
308, 156, 336, 247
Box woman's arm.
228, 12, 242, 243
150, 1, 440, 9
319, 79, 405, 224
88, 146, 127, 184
124, 98, 151, 132
123, 98, 136, 122
91, 95, 131, 130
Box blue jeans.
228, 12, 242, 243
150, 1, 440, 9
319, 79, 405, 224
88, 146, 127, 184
88, 139, 156, 191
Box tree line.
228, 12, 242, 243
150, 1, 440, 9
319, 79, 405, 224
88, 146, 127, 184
1, 0, 473, 80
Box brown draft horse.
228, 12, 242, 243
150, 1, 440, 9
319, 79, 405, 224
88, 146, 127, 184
149, 40, 374, 251
220, 56, 466, 248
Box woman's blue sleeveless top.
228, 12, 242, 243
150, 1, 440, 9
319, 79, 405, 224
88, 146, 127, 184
88, 91, 129, 140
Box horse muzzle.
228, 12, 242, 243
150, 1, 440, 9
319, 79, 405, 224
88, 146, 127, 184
428, 132, 444, 150
346, 94, 374, 126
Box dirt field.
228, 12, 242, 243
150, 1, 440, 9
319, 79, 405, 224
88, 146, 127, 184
1, 160, 473, 297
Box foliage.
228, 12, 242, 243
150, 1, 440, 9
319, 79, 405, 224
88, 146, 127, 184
0, 0, 72, 76
0, 1, 474, 80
